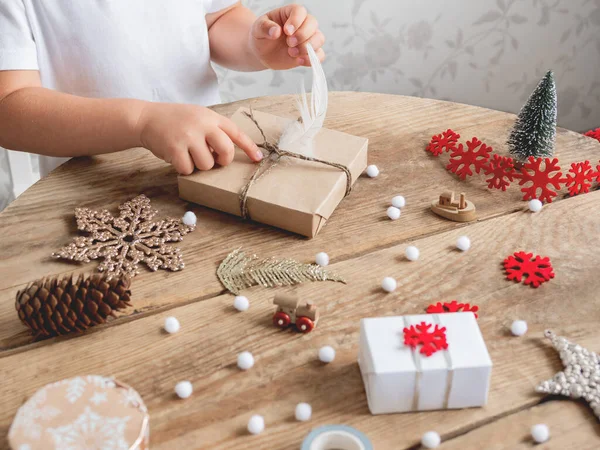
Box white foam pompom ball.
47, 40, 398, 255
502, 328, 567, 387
164, 316, 180, 334
392, 195, 406, 208
295, 403, 312, 421
511, 320, 528, 336
381, 277, 397, 293
531, 424, 550, 443
233, 296, 249, 312
405, 245, 420, 261
528, 199, 543, 213
456, 235, 471, 252
237, 351, 255, 370
421, 431, 441, 448
318, 346, 336, 363
387, 206, 401, 220
315, 252, 330, 266
175, 381, 193, 399
247, 415, 265, 435
182, 211, 197, 226
366, 165, 379, 178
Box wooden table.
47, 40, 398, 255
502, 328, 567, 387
1, 92, 600, 449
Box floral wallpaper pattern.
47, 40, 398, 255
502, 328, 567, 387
218, 0, 600, 130
1, 0, 599, 210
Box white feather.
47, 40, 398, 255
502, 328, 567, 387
278, 43, 328, 156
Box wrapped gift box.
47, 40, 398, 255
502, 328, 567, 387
178, 107, 368, 238
358, 312, 492, 415
9, 375, 149, 450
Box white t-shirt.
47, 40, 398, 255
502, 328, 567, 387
0, 0, 238, 175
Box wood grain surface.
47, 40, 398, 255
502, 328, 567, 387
1, 92, 600, 449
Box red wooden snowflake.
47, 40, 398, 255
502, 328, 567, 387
426, 300, 479, 318
483, 154, 515, 191
564, 161, 596, 196
517, 157, 563, 203
426, 129, 460, 156
403, 322, 448, 357
503, 251, 555, 288
446, 137, 492, 180
584, 128, 600, 142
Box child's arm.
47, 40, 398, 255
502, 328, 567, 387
0, 71, 262, 174
207, 3, 325, 72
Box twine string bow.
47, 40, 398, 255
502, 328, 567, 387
239, 110, 352, 219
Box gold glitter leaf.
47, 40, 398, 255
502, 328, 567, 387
52, 195, 195, 279
217, 248, 346, 294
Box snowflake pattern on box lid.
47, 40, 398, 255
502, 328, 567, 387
8, 375, 149, 450
403, 322, 448, 357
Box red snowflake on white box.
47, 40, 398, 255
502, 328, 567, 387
426, 300, 479, 318
447, 137, 492, 180
503, 251, 555, 288
517, 157, 563, 203
483, 154, 516, 191
426, 129, 460, 156
403, 322, 448, 357
564, 161, 597, 196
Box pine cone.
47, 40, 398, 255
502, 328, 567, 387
15, 273, 132, 339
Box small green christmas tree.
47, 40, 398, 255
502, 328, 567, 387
507, 70, 557, 162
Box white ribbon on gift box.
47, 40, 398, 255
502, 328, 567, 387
403, 314, 454, 411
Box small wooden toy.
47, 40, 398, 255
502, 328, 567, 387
431, 191, 476, 222
273, 293, 319, 333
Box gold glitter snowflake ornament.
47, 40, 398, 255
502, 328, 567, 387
53, 195, 195, 278
536, 330, 600, 419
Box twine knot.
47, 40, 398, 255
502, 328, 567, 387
239, 110, 352, 220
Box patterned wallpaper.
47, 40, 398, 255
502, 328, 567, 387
1, 0, 599, 210
219, 0, 600, 131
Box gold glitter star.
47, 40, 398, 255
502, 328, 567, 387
53, 195, 195, 278
536, 330, 600, 418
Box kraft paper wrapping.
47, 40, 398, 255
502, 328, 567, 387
8, 375, 149, 450
178, 107, 369, 238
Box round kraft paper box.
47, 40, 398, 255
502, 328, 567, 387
8, 375, 149, 450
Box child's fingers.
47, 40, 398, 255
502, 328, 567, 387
206, 130, 235, 166
219, 118, 263, 162
296, 47, 326, 67
287, 15, 318, 48
290, 31, 325, 57
281, 4, 308, 36
189, 144, 215, 171
170, 149, 196, 175
252, 14, 281, 40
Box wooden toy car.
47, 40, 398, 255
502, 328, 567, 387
273, 293, 319, 333
431, 191, 476, 222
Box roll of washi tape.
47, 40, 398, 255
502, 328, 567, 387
301, 425, 373, 450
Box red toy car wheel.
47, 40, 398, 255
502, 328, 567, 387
273, 312, 291, 328
296, 316, 315, 333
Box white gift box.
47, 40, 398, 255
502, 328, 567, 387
358, 312, 492, 415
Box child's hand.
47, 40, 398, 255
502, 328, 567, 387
137, 103, 262, 175
250, 4, 325, 70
